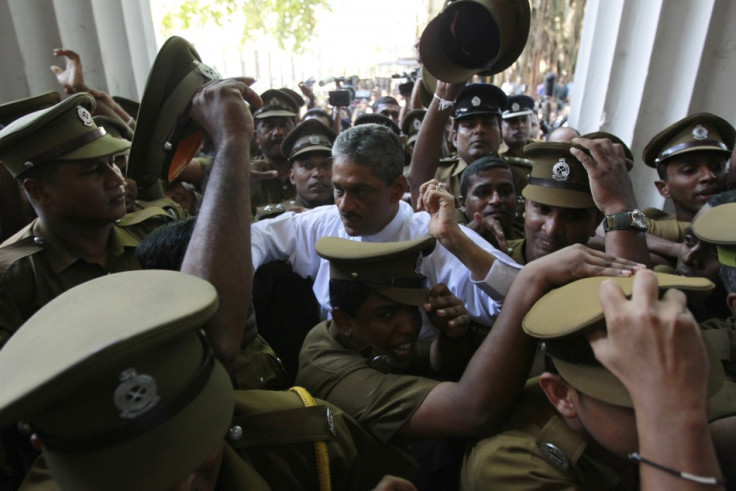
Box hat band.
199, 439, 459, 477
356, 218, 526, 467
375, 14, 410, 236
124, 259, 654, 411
542, 340, 600, 366
253, 105, 296, 118
454, 108, 501, 119
24, 127, 107, 168
290, 140, 332, 158
342, 271, 427, 289
527, 176, 590, 193
655, 139, 728, 163
35, 331, 215, 455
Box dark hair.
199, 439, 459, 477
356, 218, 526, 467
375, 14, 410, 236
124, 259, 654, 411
304, 108, 334, 125
372, 96, 399, 111
17, 161, 62, 183
543, 353, 559, 374
329, 279, 373, 317
332, 124, 403, 185
720, 266, 736, 295
707, 189, 736, 207
135, 216, 196, 270
459, 156, 513, 197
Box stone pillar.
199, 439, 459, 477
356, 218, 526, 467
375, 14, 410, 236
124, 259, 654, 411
6, 0, 63, 98
90, 0, 137, 99
121, 0, 157, 98
52, 0, 107, 92
568, 0, 736, 209
0, 0, 156, 104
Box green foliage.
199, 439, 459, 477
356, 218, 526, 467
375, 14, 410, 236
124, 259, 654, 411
160, 0, 331, 53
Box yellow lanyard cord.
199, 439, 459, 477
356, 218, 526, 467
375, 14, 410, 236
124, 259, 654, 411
289, 386, 332, 491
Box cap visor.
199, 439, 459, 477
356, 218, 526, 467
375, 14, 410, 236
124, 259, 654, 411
58, 134, 131, 162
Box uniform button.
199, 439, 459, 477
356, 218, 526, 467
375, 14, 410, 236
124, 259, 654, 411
33, 236, 45, 246
228, 425, 243, 442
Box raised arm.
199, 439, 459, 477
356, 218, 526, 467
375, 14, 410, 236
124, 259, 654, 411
408, 81, 465, 208
401, 243, 643, 438
589, 270, 723, 490
181, 78, 263, 370
51, 48, 136, 129
571, 137, 652, 267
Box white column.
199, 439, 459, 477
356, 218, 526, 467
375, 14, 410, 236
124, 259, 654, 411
6, 0, 63, 98
569, 0, 736, 209
52, 0, 107, 92
0, 1, 30, 101
121, 0, 157, 97
90, 0, 137, 99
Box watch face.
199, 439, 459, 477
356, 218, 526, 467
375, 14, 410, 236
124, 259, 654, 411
632, 209, 648, 230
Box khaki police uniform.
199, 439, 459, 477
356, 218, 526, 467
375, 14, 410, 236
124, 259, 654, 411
250, 89, 301, 210
505, 238, 527, 265
461, 273, 724, 489
298, 320, 439, 445
296, 237, 469, 487
21, 388, 417, 490
0, 271, 416, 490
500, 94, 537, 212
462, 380, 625, 490
253, 118, 337, 220
254, 197, 305, 221
250, 161, 297, 210
643, 207, 689, 242
0, 214, 171, 347
435, 155, 467, 199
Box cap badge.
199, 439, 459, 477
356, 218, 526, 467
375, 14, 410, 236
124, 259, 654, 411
511, 102, 520, 112
308, 135, 320, 144
471, 96, 481, 107
77, 105, 93, 126
413, 119, 421, 131
539, 442, 571, 472
113, 368, 161, 419
193, 60, 221, 81
269, 97, 281, 107
552, 158, 571, 181
692, 124, 708, 141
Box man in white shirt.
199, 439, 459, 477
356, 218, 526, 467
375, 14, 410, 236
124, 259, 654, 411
251, 123, 520, 339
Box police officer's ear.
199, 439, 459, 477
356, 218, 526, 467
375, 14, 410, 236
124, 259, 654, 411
288, 167, 297, 186
21, 176, 52, 205
331, 307, 354, 338
538, 372, 579, 420
654, 179, 671, 199
727, 292, 736, 317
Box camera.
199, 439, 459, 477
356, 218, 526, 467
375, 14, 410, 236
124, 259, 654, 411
328, 89, 352, 107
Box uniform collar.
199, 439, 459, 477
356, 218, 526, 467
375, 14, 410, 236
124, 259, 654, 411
31, 220, 137, 275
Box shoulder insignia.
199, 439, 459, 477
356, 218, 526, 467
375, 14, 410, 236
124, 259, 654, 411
0, 236, 44, 278
538, 442, 571, 473
642, 207, 671, 220
117, 207, 175, 227
502, 155, 534, 168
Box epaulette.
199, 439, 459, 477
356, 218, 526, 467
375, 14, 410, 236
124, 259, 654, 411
117, 206, 176, 227
254, 199, 298, 221
438, 155, 460, 165
502, 155, 534, 168
137, 197, 187, 220
642, 207, 671, 220
0, 236, 44, 279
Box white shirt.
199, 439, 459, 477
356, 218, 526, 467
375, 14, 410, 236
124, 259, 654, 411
251, 200, 521, 339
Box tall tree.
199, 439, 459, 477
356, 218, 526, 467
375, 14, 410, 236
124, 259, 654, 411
161, 0, 332, 54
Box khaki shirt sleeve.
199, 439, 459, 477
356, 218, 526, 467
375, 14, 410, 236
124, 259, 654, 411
461, 434, 580, 491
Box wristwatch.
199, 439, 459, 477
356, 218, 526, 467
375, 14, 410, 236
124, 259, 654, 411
603, 209, 648, 232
